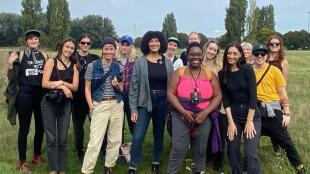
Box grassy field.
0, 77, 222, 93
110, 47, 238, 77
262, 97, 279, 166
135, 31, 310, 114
0, 48, 309, 174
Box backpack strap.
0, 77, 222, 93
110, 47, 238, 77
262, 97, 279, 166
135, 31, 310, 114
172, 56, 178, 64
178, 66, 212, 80
39, 50, 48, 60
18, 51, 24, 62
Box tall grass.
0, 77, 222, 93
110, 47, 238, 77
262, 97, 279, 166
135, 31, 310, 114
0, 49, 309, 173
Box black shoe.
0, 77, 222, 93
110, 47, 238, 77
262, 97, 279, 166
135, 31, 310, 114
104, 167, 112, 174
128, 169, 136, 174
151, 164, 159, 174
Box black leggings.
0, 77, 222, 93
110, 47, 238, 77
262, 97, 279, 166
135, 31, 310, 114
16, 86, 44, 161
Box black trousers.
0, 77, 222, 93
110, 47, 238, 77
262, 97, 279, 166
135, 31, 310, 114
72, 93, 90, 157
16, 86, 44, 161
261, 109, 302, 167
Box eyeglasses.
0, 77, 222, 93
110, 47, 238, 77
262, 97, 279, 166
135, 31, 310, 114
269, 42, 280, 47
80, 42, 91, 45
253, 52, 267, 57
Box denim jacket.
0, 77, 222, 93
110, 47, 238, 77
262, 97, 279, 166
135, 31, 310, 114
91, 60, 123, 102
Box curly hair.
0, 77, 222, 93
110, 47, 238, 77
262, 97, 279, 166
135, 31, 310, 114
116, 44, 137, 63
266, 35, 285, 62
140, 31, 167, 55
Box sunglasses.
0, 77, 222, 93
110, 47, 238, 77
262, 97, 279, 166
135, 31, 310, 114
269, 42, 280, 47
253, 52, 267, 57
80, 41, 91, 45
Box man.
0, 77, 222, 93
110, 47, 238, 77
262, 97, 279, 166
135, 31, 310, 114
253, 43, 306, 174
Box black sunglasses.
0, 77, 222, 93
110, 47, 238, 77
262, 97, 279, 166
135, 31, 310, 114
253, 52, 267, 57
269, 42, 280, 47
80, 41, 91, 45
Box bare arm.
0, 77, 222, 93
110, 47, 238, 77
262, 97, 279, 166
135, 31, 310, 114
85, 80, 93, 111
282, 59, 289, 82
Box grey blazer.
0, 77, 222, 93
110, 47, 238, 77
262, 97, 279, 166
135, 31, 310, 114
129, 55, 173, 114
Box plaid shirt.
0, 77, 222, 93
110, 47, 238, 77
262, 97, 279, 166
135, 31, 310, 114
124, 60, 135, 92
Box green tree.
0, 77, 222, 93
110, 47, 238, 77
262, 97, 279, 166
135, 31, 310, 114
0, 13, 23, 46
224, 0, 247, 42
177, 32, 188, 49
21, 0, 44, 32
283, 30, 310, 50
245, 0, 256, 36
199, 33, 208, 46
134, 37, 142, 48
102, 17, 117, 39
256, 27, 275, 43
162, 13, 177, 38
46, 0, 71, 49
257, 5, 275, 31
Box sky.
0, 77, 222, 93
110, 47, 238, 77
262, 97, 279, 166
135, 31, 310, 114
1, 0, 310, 38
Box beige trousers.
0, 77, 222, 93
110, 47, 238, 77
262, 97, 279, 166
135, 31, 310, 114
81, 100, 124, 173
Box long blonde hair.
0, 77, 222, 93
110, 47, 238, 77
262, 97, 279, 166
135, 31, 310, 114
115, 45, 137, 63
202, 40, 222, 75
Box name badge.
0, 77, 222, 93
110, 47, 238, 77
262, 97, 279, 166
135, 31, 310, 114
25, 69, 38, 76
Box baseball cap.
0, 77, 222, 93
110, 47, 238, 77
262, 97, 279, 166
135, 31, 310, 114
167, 36, 180, 46
252, 43, 268, 54
120, 35, 133, 45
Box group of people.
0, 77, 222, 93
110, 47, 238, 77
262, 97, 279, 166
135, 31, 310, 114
4, 29, 306, 174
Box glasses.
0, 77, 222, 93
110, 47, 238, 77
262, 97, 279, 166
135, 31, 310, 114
253, 52, 267, 57
80, 42, 91, 45
269, 42, 280, 47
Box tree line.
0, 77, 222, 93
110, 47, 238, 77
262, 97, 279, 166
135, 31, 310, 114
0, 0, 309, 50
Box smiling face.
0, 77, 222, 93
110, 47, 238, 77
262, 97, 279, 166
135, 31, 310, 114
268, 38, 281, 53
188, 46, 203, 68
26, 36, 40, 49
242, 46, 252, 59
167, 41, 178, 55
188, 33, 200, 43
227, 46, 241, 66
148, 38, 161, 53
61, 41, 75, 58
79, 37, 91, 52
204, 43, 219, 60
253, 51, 268, 66
102, 44, 116, 60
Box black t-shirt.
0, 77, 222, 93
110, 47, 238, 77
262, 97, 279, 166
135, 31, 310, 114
147, 59, 167, 90
180, 50, 188, 66
18, 51, 45, 87
77, 53, 100, 95
221, 64, 257, 110
50, 59, 74, 83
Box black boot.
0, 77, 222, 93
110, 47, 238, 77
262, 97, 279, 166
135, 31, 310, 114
151, 164, 159, 174
128, 169, 136, 174
104, 167, 112, 174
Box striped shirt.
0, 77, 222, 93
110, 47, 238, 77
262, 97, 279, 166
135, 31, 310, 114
85, 61, 124, 97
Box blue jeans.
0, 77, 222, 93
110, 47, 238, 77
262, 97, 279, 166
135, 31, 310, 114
129, 90, 167, 169
41, 95, 71, 172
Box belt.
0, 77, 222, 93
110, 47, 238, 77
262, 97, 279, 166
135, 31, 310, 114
101, 96, 116, 101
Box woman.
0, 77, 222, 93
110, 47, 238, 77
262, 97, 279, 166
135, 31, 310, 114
164, 36, 183, 70
128, 31, 173, 174
41, 38, 79, 174
202, 40, 226, 172
72, 33, 100, 163
241, 42, 254, 65
167, 42, 222, 174
81, 37, 124, 174
266, 35, 289, 82
116, 34, 137, 136
5, 30, 47, 172
252, 43, 306, 174
219, 42, 261, 174
265, 35, 289, 154
180, 31, 201, 65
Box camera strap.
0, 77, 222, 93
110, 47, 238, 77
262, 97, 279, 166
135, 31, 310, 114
53, 58, 61, 81
189, 66, 201, 90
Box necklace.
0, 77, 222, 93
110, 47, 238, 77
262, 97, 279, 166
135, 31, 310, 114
189, 66, 201, 91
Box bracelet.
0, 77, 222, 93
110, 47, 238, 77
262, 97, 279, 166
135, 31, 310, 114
282, 103, 291, 106
283, 112, 290, 116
